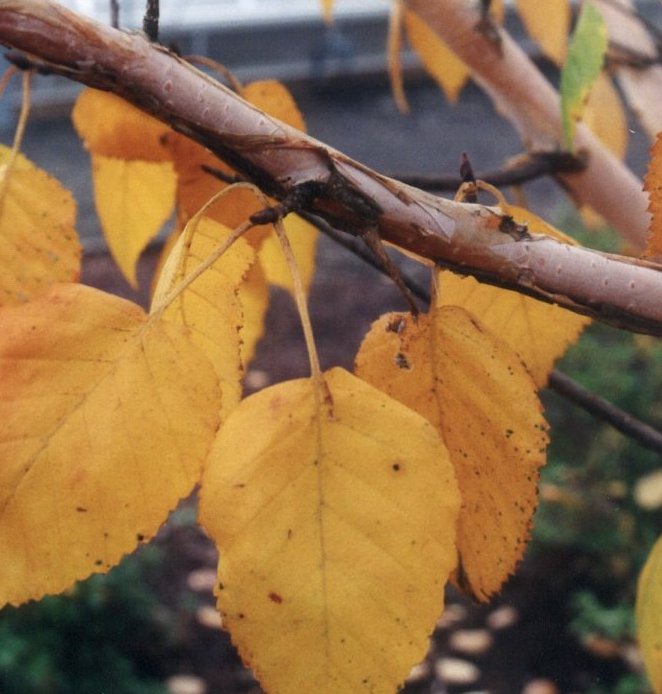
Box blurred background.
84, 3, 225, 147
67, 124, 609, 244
1, 1, 662, 693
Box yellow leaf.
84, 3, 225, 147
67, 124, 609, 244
92, 154, 176, 288
584, 72, 628, 160
515, 0, 570, 65
355, 308, 548, 601
238, 259, 270, 368
200, 367, 460, 693
643, 130, 662, 258
0, 284, 220, 606
637, 534, 662, 692
404, 9, 469, 103
436, 273, 589, 388
72, 88, 172, 161
152, 217, 255, 417
242, 80, 306, 132
0, 147, 80, 306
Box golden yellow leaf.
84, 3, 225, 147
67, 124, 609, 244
355, 308, 548, 601
320, 0, 333, 23
238, 259, 270, 368
643, 130, 662, 258
515, 0, 570, 65
72, 88, 172, 161
637, 533, 662, 692
0, 146, 80, 305
92, 154, 176, 288
584, 71, 628, 160
436, 274, 589, 389
0, 283, 220, 606
404, 9, 469, 103
242, 80, 306, 132
199, 367, 460, 693
152, 217, 255, 417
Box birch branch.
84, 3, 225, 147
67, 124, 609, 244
0, 0, 662, 335
404, 0, 652, 251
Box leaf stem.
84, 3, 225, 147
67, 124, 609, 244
272, 217, 332, 414
0, 69, 31, 211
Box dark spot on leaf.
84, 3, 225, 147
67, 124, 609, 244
287, 529, 293, 539
76, 506, 88, 513
386, 316, 406, 334
94, 559, 103, 566
268, 592, 283, 604
238, 612, 245, 619
136, 533, 145, 542
395, 352, 411, 369
505, 429, 514, 438
392, 462, 401, 472
218, 582, 225, 590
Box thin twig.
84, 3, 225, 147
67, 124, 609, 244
393, 151, 586, 193
110, 0, 119, 29
143, 0, 158, 42
548, 370, 662, 456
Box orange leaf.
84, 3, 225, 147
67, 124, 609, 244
643, 131, 662, 258
72, 88, 171, 161
515, 0, 570, 65
0, 146, 80, 305
0, 284, 220, 606
404, 9, 469, 103
355, 307, 548, 601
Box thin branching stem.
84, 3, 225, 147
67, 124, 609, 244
143, 0, 158, 42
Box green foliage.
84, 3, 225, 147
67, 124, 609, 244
560, 2, 608, 150
0, 546, 171, 694
530, 211, 662, 692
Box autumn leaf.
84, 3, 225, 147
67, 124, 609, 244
237, 259, 270, 368
436, 271, 589, 387
72, 88, 172, 161
200, 367, 460, 693
0, 283, 220, 606
637, 533, 662, 692
355, 307, 548, 601
560, 2, 608, 150
643, 131, 662, 258
72, 88, 177, 287
515, 0, 569, 65
0, 146, 80, 305
404, 9, 469, 103
151, 217, 255, 417
91, 155, 176, 288
436, 205, 590, 387
584, 71, 628, 160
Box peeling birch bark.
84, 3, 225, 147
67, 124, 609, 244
593, 0, 662, 142
403, 0, 652, 251
0, 0, 661, 335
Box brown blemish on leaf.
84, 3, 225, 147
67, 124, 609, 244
268, 592, 283, 604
